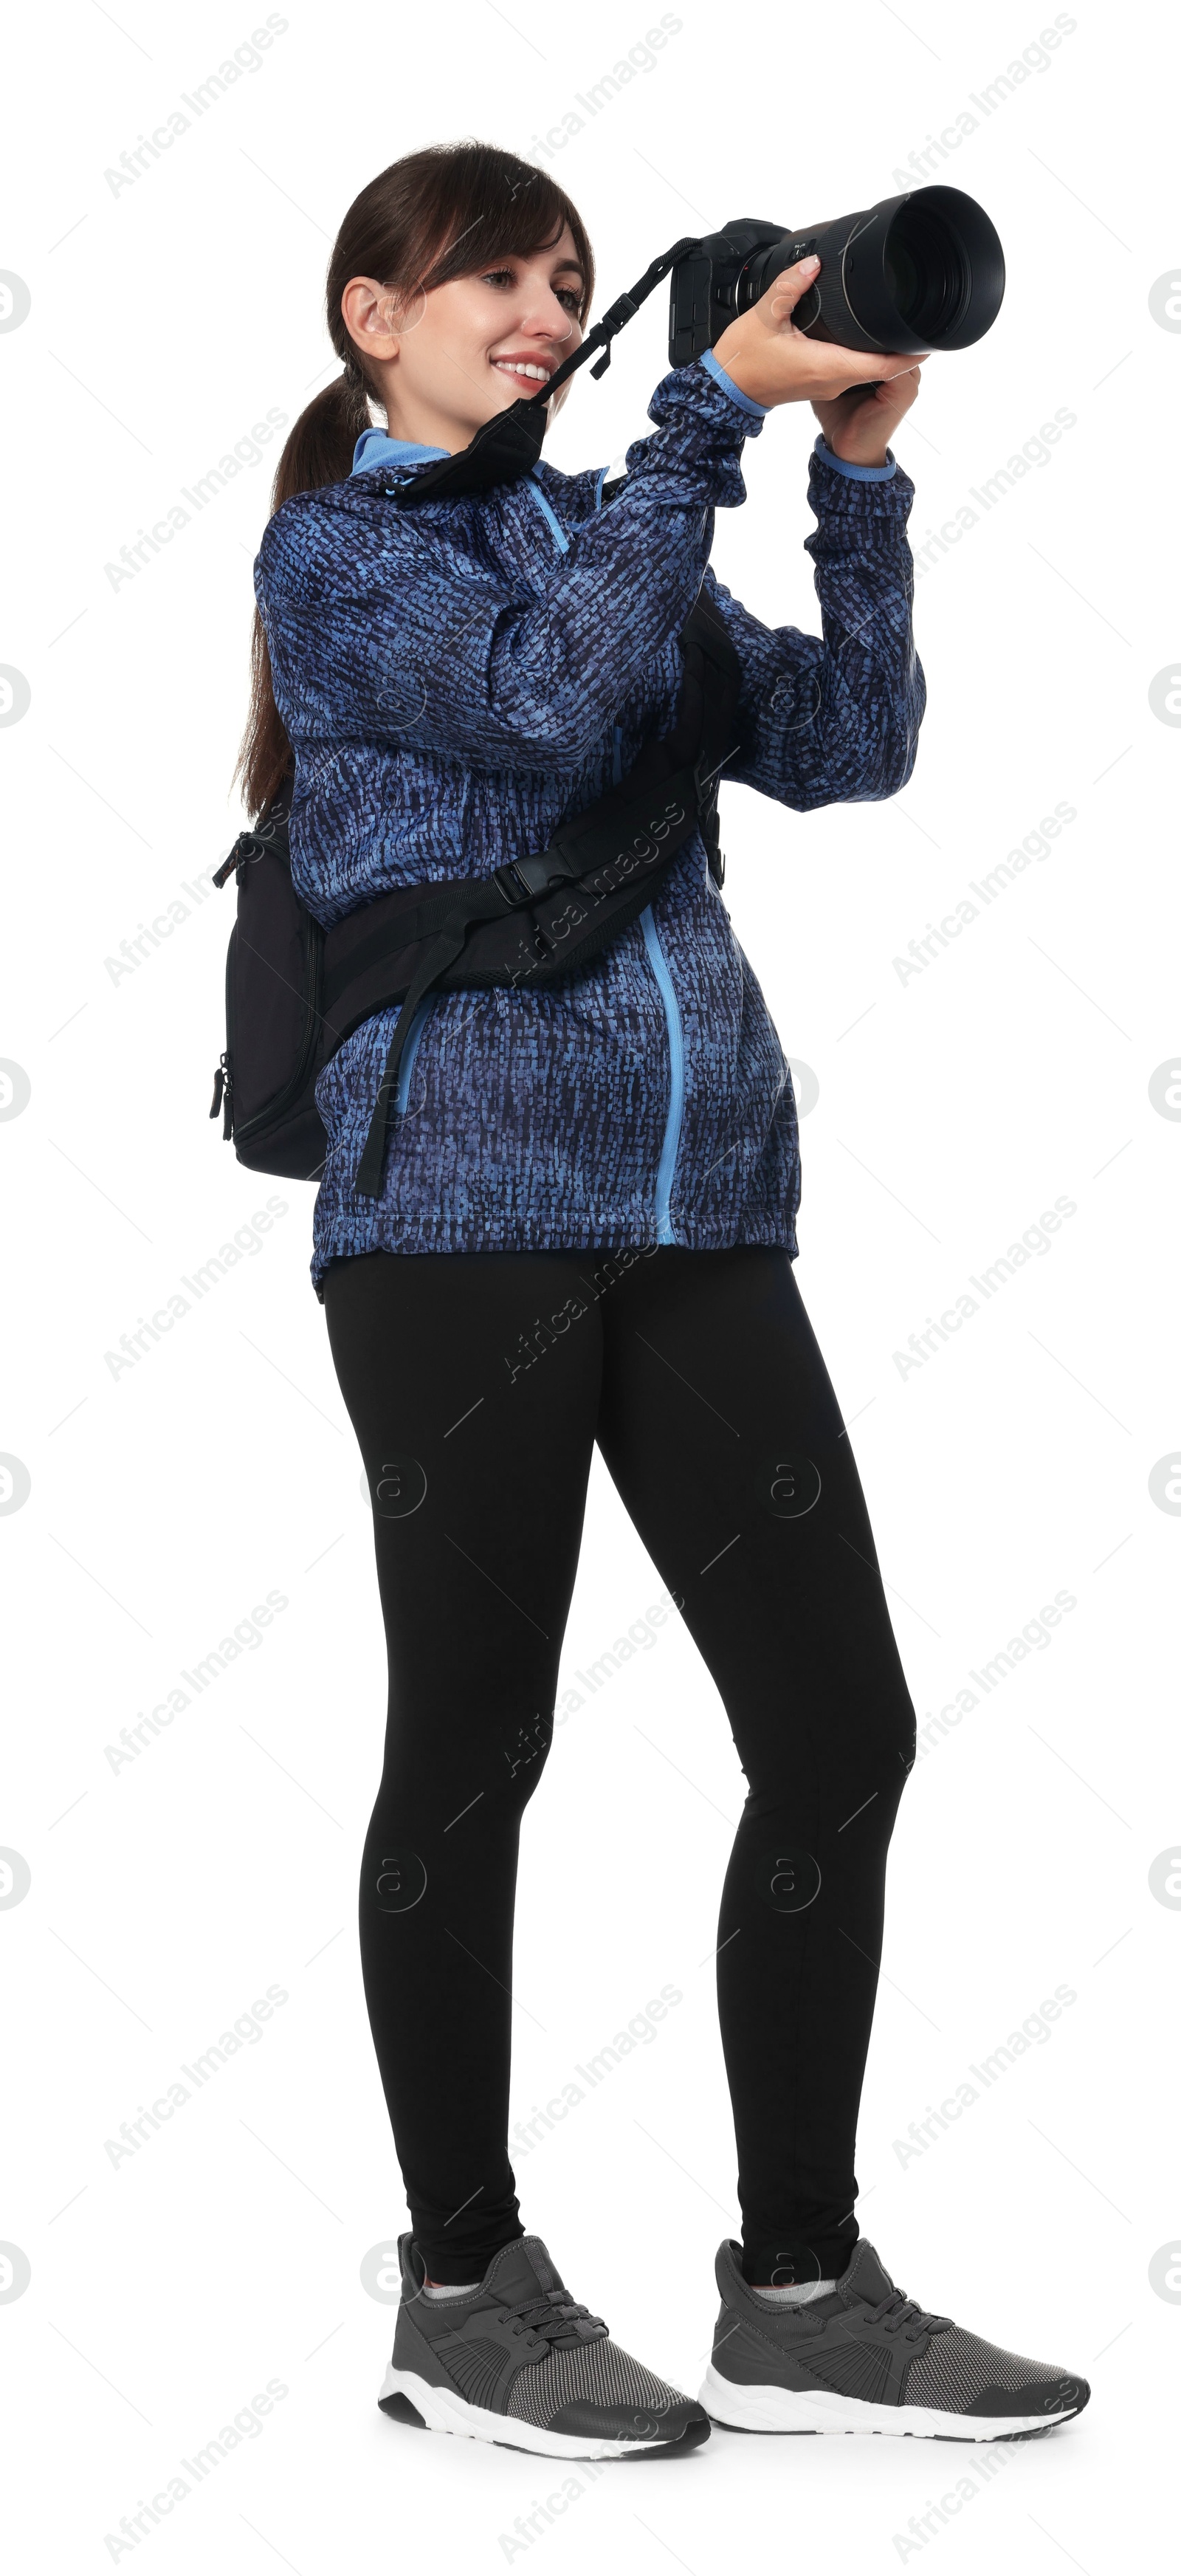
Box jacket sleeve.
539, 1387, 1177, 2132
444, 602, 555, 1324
254, 357, 767, 774
703, 443, 926, 811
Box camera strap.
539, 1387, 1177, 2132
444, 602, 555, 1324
385, 236, 700, 509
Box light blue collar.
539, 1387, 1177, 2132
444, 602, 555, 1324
351, 424, 450, 474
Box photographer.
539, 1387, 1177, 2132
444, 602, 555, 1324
243, 138, 1088, 2456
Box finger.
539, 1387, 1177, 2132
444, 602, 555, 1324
823, 346, 929, 382
864, 363, 923, 396
883, 363, 925, 395
763, 255, 822, 320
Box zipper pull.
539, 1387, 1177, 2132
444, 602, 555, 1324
210, 1051, 233, 1136
213, 837, 249, 889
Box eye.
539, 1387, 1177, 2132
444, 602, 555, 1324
481, 264, 582, 317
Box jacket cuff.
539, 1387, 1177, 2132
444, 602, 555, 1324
698, 345, 769, 421
641, 353, 767, 509
812, 431, 898, 482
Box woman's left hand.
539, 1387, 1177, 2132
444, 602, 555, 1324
811, 361, 925, 468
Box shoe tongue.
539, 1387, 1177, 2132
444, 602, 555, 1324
484, 2234, 567, 2308
836, 2242, 898, 2309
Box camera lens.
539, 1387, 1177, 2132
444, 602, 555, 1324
774, 187, 1004, 354
844, 187, 1004, 351
881, 202, 966, 343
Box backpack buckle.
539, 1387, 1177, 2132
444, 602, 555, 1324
494, 853, 566, 907
492, 859, 534, 907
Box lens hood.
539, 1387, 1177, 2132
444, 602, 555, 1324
765, 186, 1005, 354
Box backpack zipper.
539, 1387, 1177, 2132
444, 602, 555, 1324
210, 1051, 233, 1138
210, 921, 239, 1141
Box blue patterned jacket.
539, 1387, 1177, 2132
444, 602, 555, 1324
252, 348, 926, 1289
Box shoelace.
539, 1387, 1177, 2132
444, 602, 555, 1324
504, 2290, 610, 2350
861, 2286, 953, 2343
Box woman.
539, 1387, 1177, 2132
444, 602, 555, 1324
243, 140, 1089, 2459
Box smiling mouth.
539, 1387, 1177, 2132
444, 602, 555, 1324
491, 358, 554, 387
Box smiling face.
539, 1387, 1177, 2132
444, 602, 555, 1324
340, 226, 586, 456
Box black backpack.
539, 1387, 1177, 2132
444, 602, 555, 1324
210, 586, 740, 1193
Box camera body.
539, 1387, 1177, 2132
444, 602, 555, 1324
670, 219, 824, 364
669, 190, 1005, 365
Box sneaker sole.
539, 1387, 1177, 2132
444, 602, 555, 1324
379, 2363, 709, 2459
699, 2364, 1085, 2442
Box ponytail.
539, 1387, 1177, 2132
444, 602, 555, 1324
233, 140, 594, 822
235, 370, 371, 820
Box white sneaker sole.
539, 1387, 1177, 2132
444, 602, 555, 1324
379, 2363, 695, 2459
699, 2363, 1079, 2442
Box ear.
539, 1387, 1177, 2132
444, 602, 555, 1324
341, 276, 424, 365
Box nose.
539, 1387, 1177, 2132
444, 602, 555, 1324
528, 286, 577, 343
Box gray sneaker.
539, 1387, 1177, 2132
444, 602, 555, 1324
379, 2231, 710, 2459
700, 2239, 1090, 2441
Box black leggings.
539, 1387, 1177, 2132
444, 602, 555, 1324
323, 1244, 915, 2286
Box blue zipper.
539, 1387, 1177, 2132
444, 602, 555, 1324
527, 470, 685, 1245
525, 467, 571, 554
394, 995, 433, 1113
612, 716, 684, 1246
639, 904, 685, 1243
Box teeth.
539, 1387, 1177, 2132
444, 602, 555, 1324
494, 360, 551, 382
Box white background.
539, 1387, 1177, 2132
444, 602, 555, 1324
3, 1, 1179, 2569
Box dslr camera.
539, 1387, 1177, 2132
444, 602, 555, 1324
668, 186, 1005, 363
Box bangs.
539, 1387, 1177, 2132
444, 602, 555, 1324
406, 145, 594, 323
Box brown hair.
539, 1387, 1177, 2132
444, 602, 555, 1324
234, 140, 595, 819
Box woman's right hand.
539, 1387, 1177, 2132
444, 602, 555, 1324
712, 255, 928, 412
